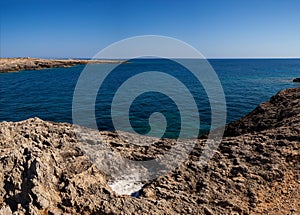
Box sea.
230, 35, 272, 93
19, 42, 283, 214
0, 59, 299, 138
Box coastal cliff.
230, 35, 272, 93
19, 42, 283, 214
0, 58, 122, 73
0, 88, 299, 214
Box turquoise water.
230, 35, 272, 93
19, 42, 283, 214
0, 59, 299, 138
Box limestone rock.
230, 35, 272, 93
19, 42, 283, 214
0, 88, 299, 214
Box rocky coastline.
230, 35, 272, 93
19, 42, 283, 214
0, 58, 123, 73
0, 87, 299, 214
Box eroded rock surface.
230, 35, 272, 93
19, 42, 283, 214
0, 87, 299, 214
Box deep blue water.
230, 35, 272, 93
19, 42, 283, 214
0, 59, 299, 138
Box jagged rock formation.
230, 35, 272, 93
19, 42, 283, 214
0, 87, 299, 214
224, 87, 300, 137
293, 78, 300, 82
0, 58, 122, 73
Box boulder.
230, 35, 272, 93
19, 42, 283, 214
293, 78, 300, 82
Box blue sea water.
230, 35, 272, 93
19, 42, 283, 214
0, 59, 299, 138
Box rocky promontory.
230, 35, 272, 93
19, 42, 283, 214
0, 88, 299, 214
0, 58, 123, 73
293, 78, 300, 82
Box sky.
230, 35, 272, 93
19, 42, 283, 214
1, 0, 300, 58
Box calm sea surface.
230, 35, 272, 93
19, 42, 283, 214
0, 59, 299, 138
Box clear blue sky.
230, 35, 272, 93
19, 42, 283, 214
1, 0, 300, 58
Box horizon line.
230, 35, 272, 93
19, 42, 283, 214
1, 56, 300, 60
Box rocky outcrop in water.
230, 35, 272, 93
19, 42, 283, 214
293, 78, 300, 82
0, 87, 299, 214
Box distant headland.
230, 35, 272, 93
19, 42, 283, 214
0, 57, 123, 73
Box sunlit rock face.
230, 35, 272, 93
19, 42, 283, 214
0, 87, 299, 214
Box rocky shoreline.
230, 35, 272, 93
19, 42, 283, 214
0, 87, 299, 214
0, 58, 123, 73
